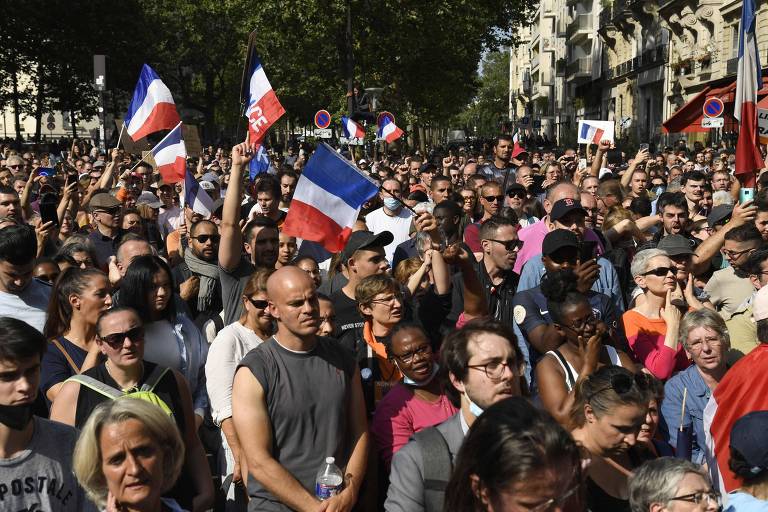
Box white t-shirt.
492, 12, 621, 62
365, 207, 413, 265
143, 320, 183, 371
0, 279, 50, 333
206, 322, 265, 424
158, 205, 182, 238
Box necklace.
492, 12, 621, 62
105, 360, 144, 392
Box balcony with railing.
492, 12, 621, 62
566, 58, 592, 80
567, 14, 593, 41
603, 45, 667, 81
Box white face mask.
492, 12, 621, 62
400, 363, 440, 387
464, 390, 484, 418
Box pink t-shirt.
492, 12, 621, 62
371, 382, 458, 468
513, 219, 605, 274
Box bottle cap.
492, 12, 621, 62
326, 456, 335, 464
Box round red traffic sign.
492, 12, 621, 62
703, 97, 724, 118
314, 110, 331, 129
377, 111, 395, 128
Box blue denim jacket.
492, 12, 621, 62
660, 364, 711, 464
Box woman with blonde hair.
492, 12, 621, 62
73, 399, 186, 512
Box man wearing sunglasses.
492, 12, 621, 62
172, 219, 223, 323
518, 198, 624, 316
86, 192, 124, 270
462, 181, 505, 254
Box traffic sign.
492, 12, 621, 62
703, 97, 724, 118
520, 116, 530, 126
46, 122, 55, 131
314, 128, 332, 138
377, 111, 395, 128
46, 114, 55, 123
702, 117, 724, 128
314, 110, 331, 129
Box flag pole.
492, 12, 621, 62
116, 123, 126, 149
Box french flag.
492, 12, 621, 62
734, 0, 764, 186
341, 116, 365, 139
150, 122, 186, 184
245, 57, 285, 144
377, 117, 404, 143
182, 169, 214, 217
124, 64, 180, 141
579, 122, 605, 144
283, 143, 379, 252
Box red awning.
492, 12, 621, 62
662, 88, 711, 134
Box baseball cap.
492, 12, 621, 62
89, 192, 121, 210
199, 181, 215, 191
506, 183, 526, 196
92, 160, 106, 169
550, 198, 587, 222
707, 204, 733, 228
657, 234, 694, 256
136, 191, 163, 209
358, 159, 368, 166
754, 286, 768, 322
542, 229, 579, 256
420, 163, 437, 174
730, 410, 768, 474
511, 145, 528, 160
341, 231, 394, 262
599, 168, 613, 180
202, 171, 219, 183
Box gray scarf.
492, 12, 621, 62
184, 250, 219, 313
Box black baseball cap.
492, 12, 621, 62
707, 204, 733, 228
542, 229, 579, 256
420, 163, 437, 174
341, 230, 394, 261
730, 410, 768, 474
657, 234, 694, 256
550, 198, 587, 222
506, 183, 526, 196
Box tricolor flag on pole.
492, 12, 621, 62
577, 120, 615, 144
377, 117, 404, 143
150, 122, 186, 184
341, 116, 365, 139
283, 143, 379, 252
182, 169, 214, 217
124, 64, 180, 141
734, 0, 764, 187
244, 55, 285, 145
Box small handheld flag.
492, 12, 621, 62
377, 117, 404, 143
341, 116, 365, 139
124, 64, 180, 141
150, 122, 186, 184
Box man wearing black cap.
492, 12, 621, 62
519, 198, 624, 314
512, 229, 622, 384
419, 163, 437, 189
708, 204, 734, 234
505, 183, 534, 225
330, 230, 393, 351
87, 191, 124, 269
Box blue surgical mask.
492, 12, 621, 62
464, 391, 484, 418
383, 197, 402, 210
402, 363, 440, 387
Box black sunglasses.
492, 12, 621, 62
482, 194, 505, 203
192, 234, 221, 244
248, 297, 269, 309
99, 326, 145, 348
642, 266, 674, 277
507, 191, 526, 199
587, 371, 650, 402
488, 238, 524, 251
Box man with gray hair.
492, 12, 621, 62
629, 457, 719, 512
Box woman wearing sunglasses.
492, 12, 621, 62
51, 306, 214, 511
536, 270, 635, 426
206, 269, 273, 508
445, 397, 585, 512
571, 366, 651, 512
622, 248, 689, 380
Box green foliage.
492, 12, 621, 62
452, 50, 511, 137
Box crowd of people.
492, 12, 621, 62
2, 133, 768, 512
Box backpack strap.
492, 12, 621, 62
141, 365, 170, 393
67, 374, 121, 400
50, 339, 81, 374
414, 426, 452, 512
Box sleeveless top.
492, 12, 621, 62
545, 346, 622, 392
74, 360, 187, 435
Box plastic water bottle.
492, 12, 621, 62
315, 456, 343, 501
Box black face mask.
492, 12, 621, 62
0, 402, 34, 430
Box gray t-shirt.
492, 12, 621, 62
239, 336, 357, 511
0, 279, 51, 333
0, 416, 93, 511
220, 258, 256, 326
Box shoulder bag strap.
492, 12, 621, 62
50, 339, 82, 374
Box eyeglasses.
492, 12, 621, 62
561, 313, 597, 333
6, 164, 20, 169
468, 357, 518, 381
686, 335, 722, 352
248, 297, 269, 309
723, 247, 757, 260
191, 234, 221, 244
528, 482, 582, 512
487, 239, 524, 252
507, 191, 526, 199
482, 194, 505, 203
393, 344, 432, 365
99, 327, 145, 348
669, 491, 720, 507
461, 196, 475, 203
642, 266, 675, 277
586, 371, 649, 402
370, 294, 403, 306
